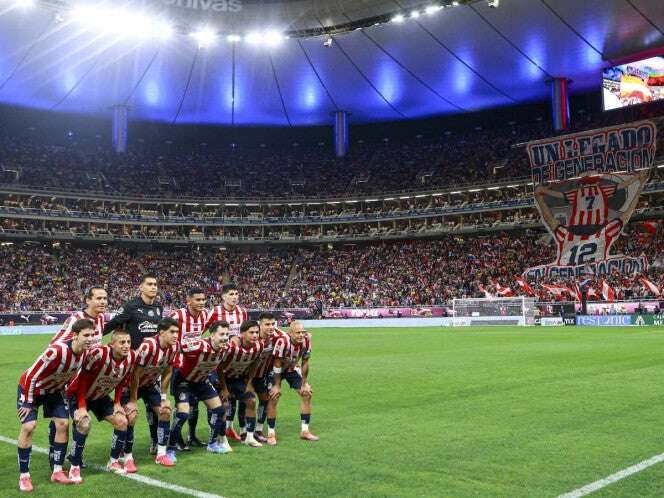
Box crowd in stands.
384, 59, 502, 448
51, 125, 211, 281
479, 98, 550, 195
1, 226, 661, 312
1, 101, 662, 199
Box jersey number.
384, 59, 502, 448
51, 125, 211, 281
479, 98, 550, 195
567, 242, 597, 266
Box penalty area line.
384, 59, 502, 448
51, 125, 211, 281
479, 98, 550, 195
0, 435, 225, 498
557, 452, 664, 498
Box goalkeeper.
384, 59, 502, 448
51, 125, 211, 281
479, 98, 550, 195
122, 318, 180, 470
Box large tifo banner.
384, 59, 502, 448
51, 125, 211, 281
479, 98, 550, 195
524, 121, 656, 280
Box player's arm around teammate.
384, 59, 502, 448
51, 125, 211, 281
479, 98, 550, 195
166, 322, 232, 459
16, 319, 96, 492
123, 318, 179, 469
66, 329, 136, 481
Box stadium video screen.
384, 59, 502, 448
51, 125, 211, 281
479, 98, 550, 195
602, 55, 664, 110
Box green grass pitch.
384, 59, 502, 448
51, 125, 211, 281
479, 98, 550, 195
1, 326, 664, 497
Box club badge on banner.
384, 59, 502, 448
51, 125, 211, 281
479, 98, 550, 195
523, 121, 657, 280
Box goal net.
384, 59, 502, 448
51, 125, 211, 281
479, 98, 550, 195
451, 297, 536, 326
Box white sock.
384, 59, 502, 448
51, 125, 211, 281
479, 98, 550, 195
301, 422, 309, 432
124, 453, 133, 461
157, 445, 167, 457
267, 428, 275, 436
53, 464, 63, 473
110, 457, 118, 464
20, 472, 30, 478
240, 426, 246, 435
226, 420, 233, 430
256, 422, 264, 432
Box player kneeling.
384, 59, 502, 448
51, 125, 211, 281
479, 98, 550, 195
167, 321, 232, 460
267, 321, 319, 445
123, 318, 179, 469
16, 319, 96, 492
65, 329, 137, 480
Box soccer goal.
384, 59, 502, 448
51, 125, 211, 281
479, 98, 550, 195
451, 297, 536, 326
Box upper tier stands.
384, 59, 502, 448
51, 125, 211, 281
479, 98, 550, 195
1, 101, 663, 200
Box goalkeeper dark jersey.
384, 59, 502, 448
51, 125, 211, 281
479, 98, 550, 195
103, 297, 164, 350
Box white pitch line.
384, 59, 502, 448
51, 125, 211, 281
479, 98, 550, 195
557, 452, 664, 498
0, 435, 225, 498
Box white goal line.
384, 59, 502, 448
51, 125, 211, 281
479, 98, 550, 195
0, 435, 225, 498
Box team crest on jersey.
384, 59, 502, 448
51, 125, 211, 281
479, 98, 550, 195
524, 121, 656, 280
148, 310, 155, 317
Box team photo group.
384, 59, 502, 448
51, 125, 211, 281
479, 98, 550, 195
15, 274, 318, 492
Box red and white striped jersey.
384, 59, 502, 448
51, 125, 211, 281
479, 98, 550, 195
223, 339, 263, 378
177, 338, 229, 383
19, 342, 87, 404
135, 336, 179, 388
274, 333, 312, 372
207, 305, 248, 337
67, 346, 136, 401
254, 329, 288, 379
51, 311, 105, 347
170, 308, 209, 346
564, 180, 616, 229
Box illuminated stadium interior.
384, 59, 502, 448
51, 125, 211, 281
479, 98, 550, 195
1, 2, 664, 496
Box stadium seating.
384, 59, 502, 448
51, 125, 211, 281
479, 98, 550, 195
1, 227, 661, 312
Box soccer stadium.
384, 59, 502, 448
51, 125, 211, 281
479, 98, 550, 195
0, 0, 663, 496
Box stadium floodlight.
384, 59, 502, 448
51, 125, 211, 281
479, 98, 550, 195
70, 5, 168, 39
245, 31, 262, 44
191, 27, 217, 47
227, 34, 242, 42
452, 1, 459, 5
153, 21, 174, 40
425, 5, 442, 15
391, 14, 405, 23
264, 30, 284, 46
410, 10, 420, 18
245, 30, 284, 47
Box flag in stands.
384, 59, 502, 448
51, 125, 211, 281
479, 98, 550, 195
478, 284, 494, 298
515, 277, 536, 297
639, 276, 661, 297
601, 280, 616, 302
495, 282, 514, 297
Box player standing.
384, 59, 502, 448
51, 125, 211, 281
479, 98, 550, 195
51, 286, 107, 346
16, 319, 96, 492
104, 273, 163, 453
206, 282, 248, 440
65, 329, 136, 480
171, 288, 209, 449
207, 283, 248, 337
219, 320, 263, 447
167, 321, 232, 460
267, 321, 319, 445
48, 286, 107, 469
122, 318, 179, 470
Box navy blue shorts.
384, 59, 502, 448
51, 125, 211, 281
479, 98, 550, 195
171, 369, 218, 404
120, 384, 162, 409
226, 377, 255, 401
281, 370, 303, 391
67, 395, 115, 421
252, 375, 270, 394
16, 385, 68, 423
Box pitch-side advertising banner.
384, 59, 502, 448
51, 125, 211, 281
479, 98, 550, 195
524, 121, 656, 280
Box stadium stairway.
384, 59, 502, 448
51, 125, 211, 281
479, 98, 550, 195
284, 253, 303, 293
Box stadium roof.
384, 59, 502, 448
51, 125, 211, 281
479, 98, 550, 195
0, 0, 662, 126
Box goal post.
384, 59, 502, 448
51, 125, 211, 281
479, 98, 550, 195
451, 297, 536, 326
